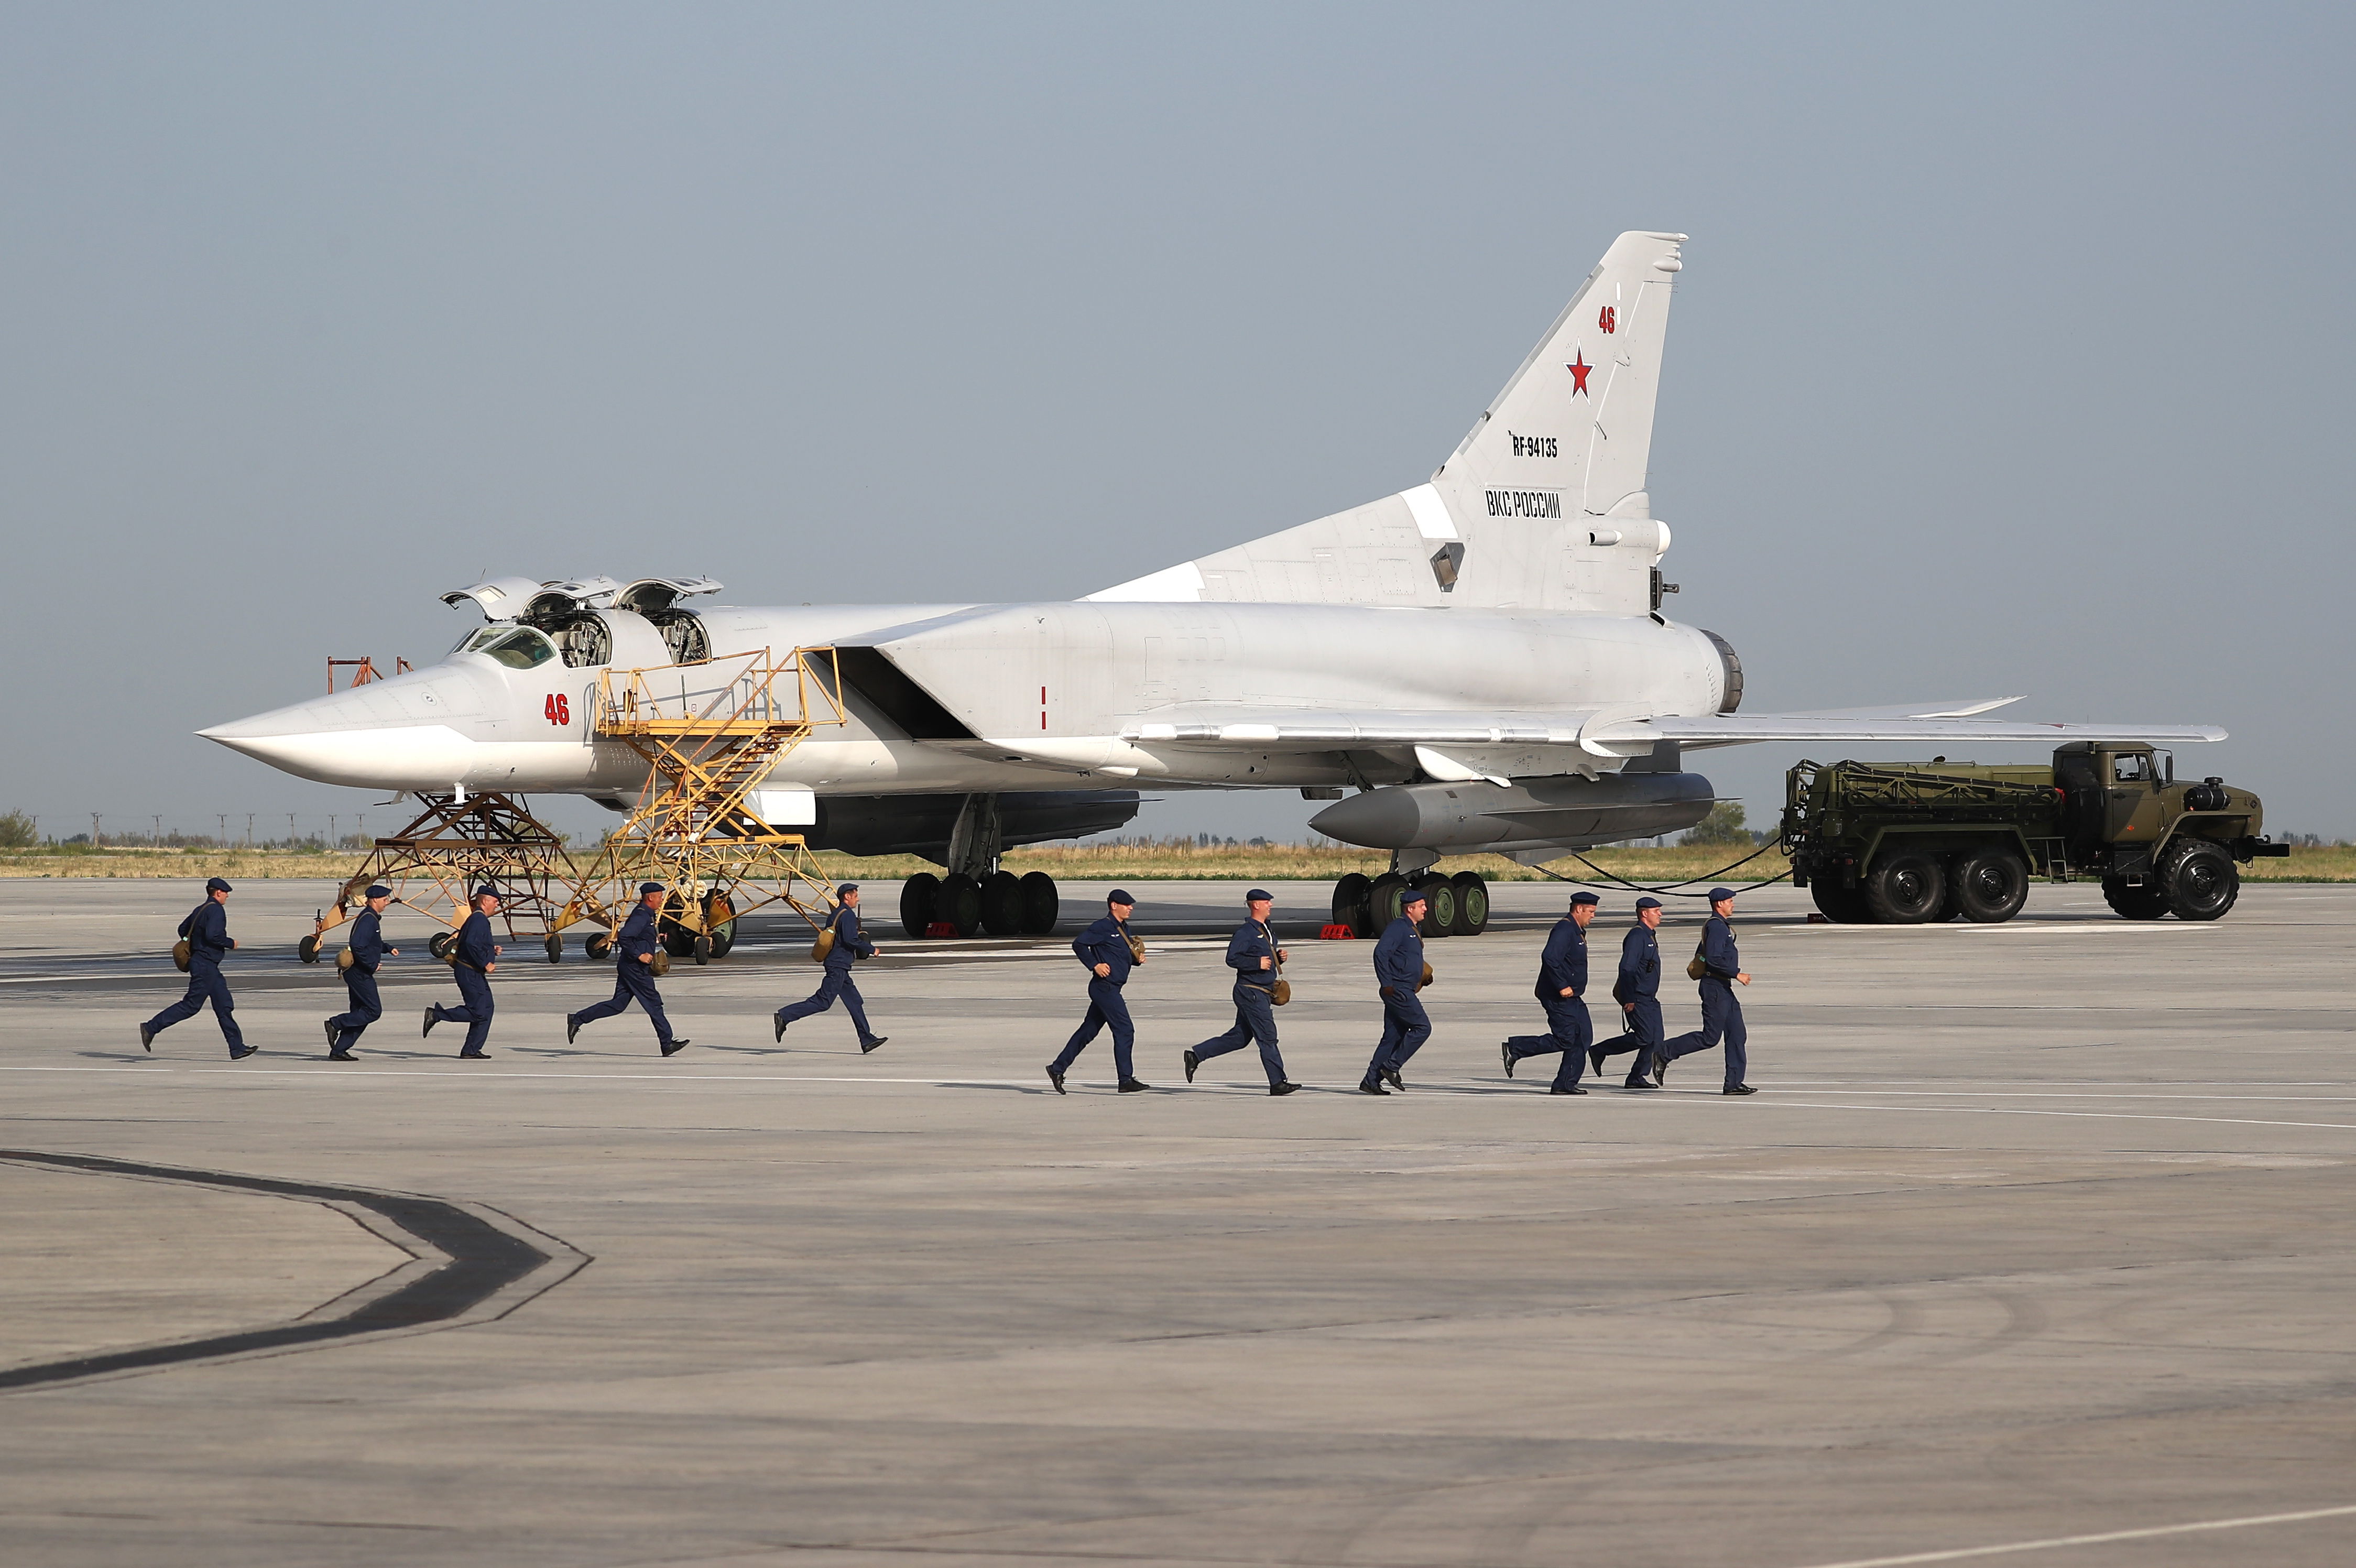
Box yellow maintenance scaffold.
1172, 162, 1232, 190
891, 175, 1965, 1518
560, 646, 849, 962
300, 790, 593, 965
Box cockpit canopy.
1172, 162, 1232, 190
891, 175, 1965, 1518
458, 625, 560, 670
439, 573, 724, 669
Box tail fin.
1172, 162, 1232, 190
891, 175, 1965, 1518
1434, 230, 1685, 524
1087, 231, 1686, 613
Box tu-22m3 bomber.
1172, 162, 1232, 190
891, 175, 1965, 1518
200, 231, 2228, 945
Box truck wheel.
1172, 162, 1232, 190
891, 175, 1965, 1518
2101, 879, 2168, 920
2157, 838, 2239, 921
1863, 850, 1946, 923
1952, 848, 2031, 923
1809, 877, 1872, 923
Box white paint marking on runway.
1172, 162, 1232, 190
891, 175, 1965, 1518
1790, 1498, 2356, 1567
1754, 1095, 2356, 1133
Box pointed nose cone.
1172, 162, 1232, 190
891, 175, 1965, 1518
199, 680, 478, 789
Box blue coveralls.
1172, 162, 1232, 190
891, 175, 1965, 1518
1660, 913, 1747, 1089
1365, 914, 1431, 1085
327, 908, 391, 1053
775, 903, 879, 1043
1051, 914, 1138, 1082
1590, 921, 1665, 1085
569, 903, 678, 1049
1502, 917, 1593, 1090
147, 900, 244, 1054
429, 910, 499, 1056
1192, 918, 1288, 1087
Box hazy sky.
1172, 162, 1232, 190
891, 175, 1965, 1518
2, 3, 2348, 846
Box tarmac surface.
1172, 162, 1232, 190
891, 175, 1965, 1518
2, 874, 2353, 1566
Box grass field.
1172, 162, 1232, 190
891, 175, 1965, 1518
6, 841, 2350, 884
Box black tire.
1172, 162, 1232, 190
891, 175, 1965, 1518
1018, 871, 1059, 935
979, 869, 1023, 937
702, 893, 737, 958
1808, 872, 1873, 923
2158, 837, 2239, 921
660, 892, 696, 957
544, 933, 563, 964
298, 934, 321, 964
692, 934, 713, 965
1366, 873, 1407, 932
1413, 873, 1456, 938
900, 873, 940, 939
1449, 871, 1489, 935
428, 931, 457, 961
1932, 871, 1966, 921
584, 932, 614, 961
1332, 872, 1372, 937
1863, 850, 1946, 924
937, 873, 983, 938
2101, 878, 2169, 920
1951, 848, 2030, 923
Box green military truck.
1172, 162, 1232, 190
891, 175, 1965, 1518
1781, 742, 2286, 924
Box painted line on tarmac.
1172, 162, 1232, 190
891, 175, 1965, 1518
0, 1150, 586, 1391
1791, 1499, 2356, 1567
1753, 1095, 2356, 1134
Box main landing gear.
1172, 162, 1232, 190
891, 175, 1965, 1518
1328, 867, 1490, 940
899, 870, 1061, 938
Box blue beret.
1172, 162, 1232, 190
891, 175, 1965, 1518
1246, 888, 1273, 902
205, 876, 233, 893
1634, 896, 1663, 909
835, 882, 858, 895
473, 885, 501, 901
1107, 888, 1135, 905
364, 884, 392, 899
1401, 888, 1428, 905
638, 881, 666, 895
1707, 887, 1738, 902
1569, 891, 1600, 906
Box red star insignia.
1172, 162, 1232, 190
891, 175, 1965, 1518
1567, 351, 1592, 395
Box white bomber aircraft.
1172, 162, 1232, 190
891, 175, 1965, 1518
202, 231, 2224, 941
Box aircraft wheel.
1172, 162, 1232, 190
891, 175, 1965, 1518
1448, 871, 1489, 935
1331, 872, 1372, 937
900, 873, 940, 938
298, 934, 322, 965
2158, 837, 2239, 921
703, 893, 737, 957
544, 933, 563, 964
1952, 848, 2030, 923
1366, 873, 1407, 932
1863, 850, 1945, 924
979, 870, 1023, 937
2102, 878, 2168, 920
937, 873, 984, 938
585, 932, 614, 961
1413, 872, 1457, 938
1018, 871, 1060, 935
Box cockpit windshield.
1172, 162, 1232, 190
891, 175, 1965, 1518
462, 626, 559, 670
